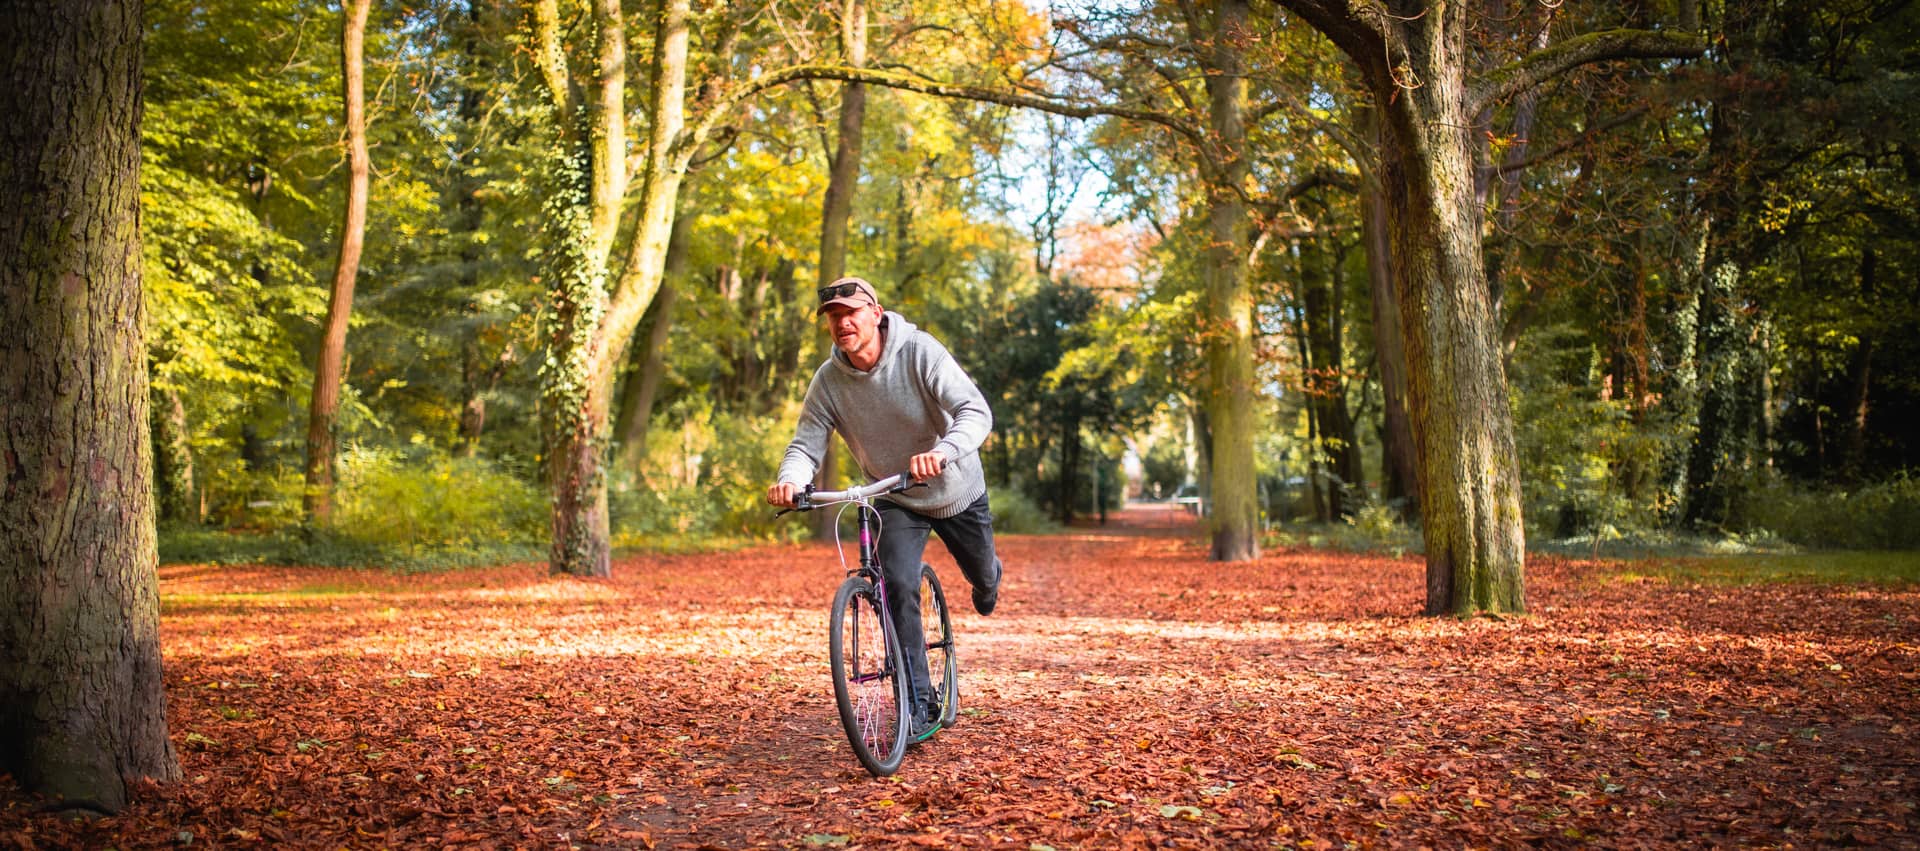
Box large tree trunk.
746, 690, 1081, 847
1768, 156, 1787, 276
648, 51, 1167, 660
533, 0, 633, 577
809, 0, 868, 539
613, 213, 689, 474
1199, 0, 1260, 561
1274, 0, 1697, 614
1379, 25, 1526, 615
0, 0, 181, 812
304, 0, 372, 522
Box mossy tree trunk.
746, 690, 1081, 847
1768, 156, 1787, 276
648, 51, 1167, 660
0, 0, 182, 812
1198, 0, 1261, 561
1276, 0, 1702, 614
531, 0, 634, 577
304, 0, 371, 522
1377, 71, 1528, 614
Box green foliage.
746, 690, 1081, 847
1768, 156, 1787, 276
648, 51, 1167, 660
1263, 504, 1423, 557
986, 486, 1059, 535
330, 447, 547, 550
1510, 324, 1688, 540
610, 402, 795, 548
1736, 472, 1920, 550
1139, 439, 1188, 500
159, 449, 545, 569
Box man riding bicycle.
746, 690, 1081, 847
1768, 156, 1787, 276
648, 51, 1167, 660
767, 275, 1004, 740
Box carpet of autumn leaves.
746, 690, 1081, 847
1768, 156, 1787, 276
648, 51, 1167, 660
4, 503, 1918, 849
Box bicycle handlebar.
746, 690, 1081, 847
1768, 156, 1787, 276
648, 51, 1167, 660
774, 472, 924, 516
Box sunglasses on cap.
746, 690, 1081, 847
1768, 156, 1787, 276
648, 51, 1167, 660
816, 282, 872, 304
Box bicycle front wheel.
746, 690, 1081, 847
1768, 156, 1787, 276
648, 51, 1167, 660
829, 576, 910, 776
919, 563, 959, 728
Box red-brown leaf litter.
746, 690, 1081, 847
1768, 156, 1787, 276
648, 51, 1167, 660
3, 504, 1917, 849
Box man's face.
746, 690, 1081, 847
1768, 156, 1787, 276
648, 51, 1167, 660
823, 301, 882, 356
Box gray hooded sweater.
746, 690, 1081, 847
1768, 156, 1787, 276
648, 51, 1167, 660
777, 311, 993, 518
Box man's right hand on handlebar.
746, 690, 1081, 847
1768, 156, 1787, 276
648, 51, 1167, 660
767, 481, 800, 508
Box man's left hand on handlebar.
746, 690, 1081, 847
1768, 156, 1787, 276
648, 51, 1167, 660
910, 449, 946, 482
767, 481, 799, 508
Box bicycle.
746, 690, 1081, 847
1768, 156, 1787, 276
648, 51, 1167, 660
777, 473, 960, 776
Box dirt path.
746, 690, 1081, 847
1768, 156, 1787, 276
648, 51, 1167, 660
4, 504, 1917, 849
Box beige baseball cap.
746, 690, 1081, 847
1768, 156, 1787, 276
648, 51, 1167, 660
815, 276, 880, 315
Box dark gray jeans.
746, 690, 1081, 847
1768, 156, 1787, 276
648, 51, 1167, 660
875, 492, 1000, 715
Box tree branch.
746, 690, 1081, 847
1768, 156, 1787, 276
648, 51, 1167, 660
1471, 29, 1705, 113
529, 0, 572, 116
1268, 0, 1389, 87
679, 63, 1203, 163
1495, 107, 1648, 176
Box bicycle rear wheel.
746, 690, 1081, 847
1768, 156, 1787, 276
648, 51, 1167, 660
829, 576, 910, 776
919, 563, 959, 728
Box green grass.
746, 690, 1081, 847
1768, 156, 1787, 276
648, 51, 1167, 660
1638, 551, 1920, 586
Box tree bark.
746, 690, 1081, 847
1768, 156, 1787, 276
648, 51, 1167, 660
809, 0, 869, 540
532, 0, 635, 577
0, 0, 181, 812
1380, 44, 1528, 615
1198, 0, 1261, 561
614, 213, 688, 475
304, 0, 372, 522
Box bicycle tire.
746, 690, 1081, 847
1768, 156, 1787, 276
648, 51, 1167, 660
829, 576, 910, 776
919, 563, 959, 729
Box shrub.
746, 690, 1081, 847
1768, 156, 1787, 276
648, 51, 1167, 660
329, 446, 547, 552
1738, 472, 1920, 550
1263, 501, 1423, 556
988, 485, 1058, 534
158, 448, 548, 569
610, 403, 797, 548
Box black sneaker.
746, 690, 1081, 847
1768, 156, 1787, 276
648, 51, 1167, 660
909, 706, 940, 744
972, 581, 998, 616
973, 557, 1003, 615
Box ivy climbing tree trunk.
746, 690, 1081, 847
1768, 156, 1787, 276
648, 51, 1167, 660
1684, 1, 1766, 528
304, 0, 371, 522
0, 0, 181, 813
1275, 0, 1703, 614
531, 0, 632, 577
